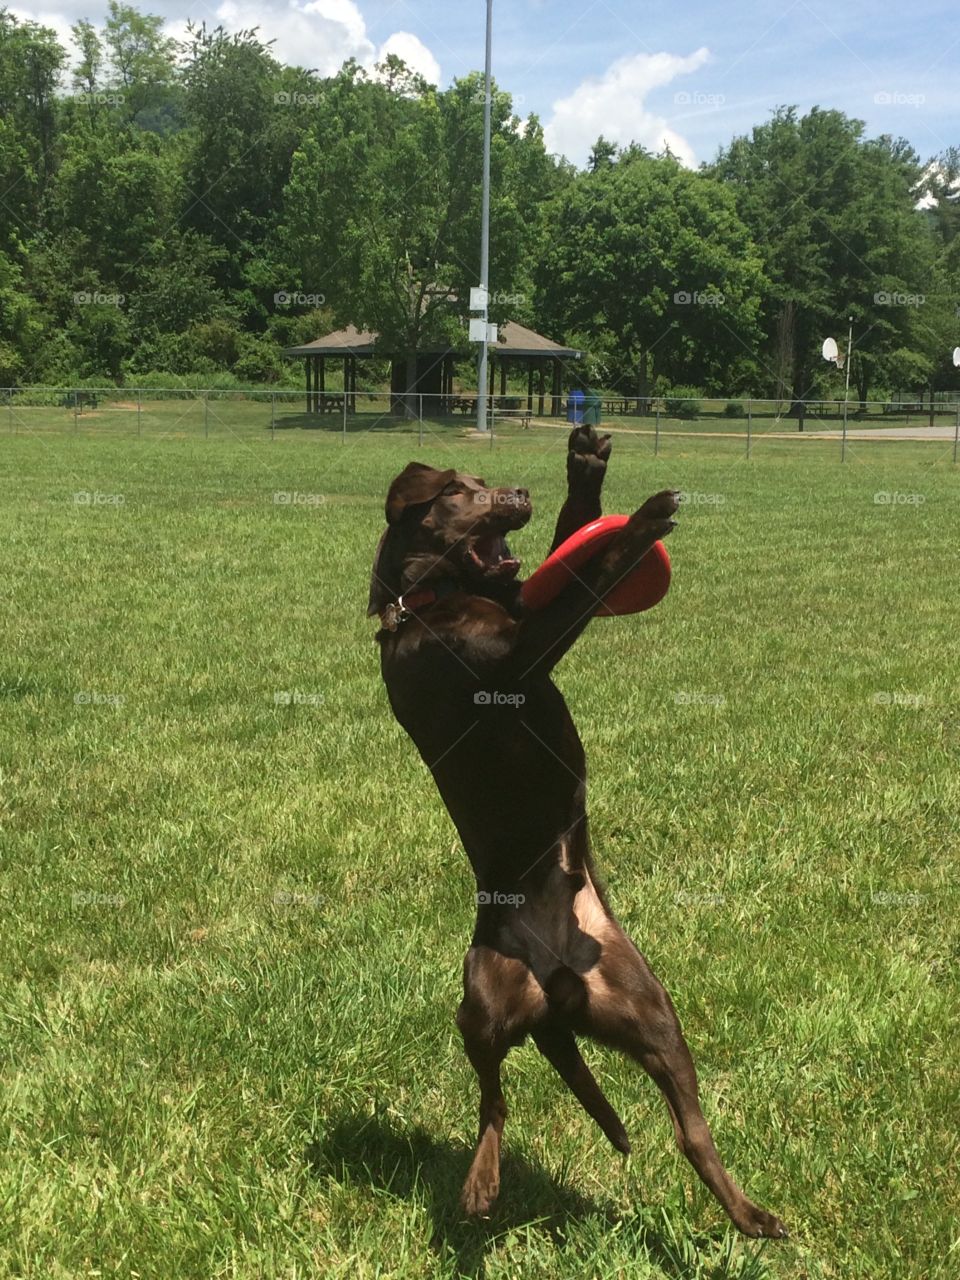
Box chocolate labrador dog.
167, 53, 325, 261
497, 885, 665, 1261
368, 426, 787, 1238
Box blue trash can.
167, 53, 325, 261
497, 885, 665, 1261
567, 389, 585, 423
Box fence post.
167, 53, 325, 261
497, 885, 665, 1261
841, 399, 848, 462
342, 388, 347, 442
137, 389, 142, 436
7, 392, 12, 434
654, 406, 660, 456
203, 394, 209, 438
270, 392, 276, 440
418, 394, 423, 447
746, 399, 752, 458
73, 389, 79, 432
954, 402, 959, 464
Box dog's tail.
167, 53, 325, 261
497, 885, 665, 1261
532, 1024, 631, 1154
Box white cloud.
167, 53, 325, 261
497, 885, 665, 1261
13, 0, 440, 86
544, 47, 711, 168
209, 0, 440, 83
375, 31, 440, 86
10, 6, 77, 59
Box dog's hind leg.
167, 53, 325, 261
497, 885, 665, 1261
456, 945, 546, 1216
532, 1023, 631, 1154
583, 934, 789, 1239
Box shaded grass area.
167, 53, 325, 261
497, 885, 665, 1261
0, 429, 958, 1278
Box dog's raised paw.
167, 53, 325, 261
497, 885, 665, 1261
636, 489, 681, 520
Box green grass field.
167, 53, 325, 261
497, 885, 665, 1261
1, 425, 958, 1279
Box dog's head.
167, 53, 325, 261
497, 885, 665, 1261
368, 462, 532, 617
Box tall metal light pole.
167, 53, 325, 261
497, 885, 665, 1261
476, 0, 493, 433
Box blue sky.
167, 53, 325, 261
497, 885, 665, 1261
15, 0, 959, 167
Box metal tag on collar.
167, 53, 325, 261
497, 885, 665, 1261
382, 597, 409, 632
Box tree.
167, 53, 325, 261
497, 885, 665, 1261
103, 1, 176, 123
537, 148, 767, 396
277, 65, 554, 410
712, 107, 935, 407
0, 12, 65, 248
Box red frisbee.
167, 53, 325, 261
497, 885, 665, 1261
521, 515, 671, 617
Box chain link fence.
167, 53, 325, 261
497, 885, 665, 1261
2, 386, 958, 461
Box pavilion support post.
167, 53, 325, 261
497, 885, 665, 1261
343, 357, 349, 415
551, 360, 562, 416
538, 362, 546, 417
318, 357, 325, 397
527, 365, 534, 412
305, 358, 311, 413
499, 361, 507, 398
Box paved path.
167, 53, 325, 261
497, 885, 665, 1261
797, 424, 957, 441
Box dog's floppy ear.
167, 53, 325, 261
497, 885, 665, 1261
385, 462, 456, 525
367, 526, 400, 617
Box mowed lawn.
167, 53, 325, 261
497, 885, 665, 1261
1, 425, 957, 1280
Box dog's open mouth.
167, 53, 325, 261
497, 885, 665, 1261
468, 533, 521, 578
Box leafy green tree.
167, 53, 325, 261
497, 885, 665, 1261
537, 147, 767, 396
712, 107, 934, 406
278, 64, 554, 407
103, 1, 176, 123
0, 12, 65, 248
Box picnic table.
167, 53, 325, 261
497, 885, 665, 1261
60, 391, 99, 411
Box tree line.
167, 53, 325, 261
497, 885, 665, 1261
1, 5, 958, 405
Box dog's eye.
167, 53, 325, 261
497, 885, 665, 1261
441, 482, 463, 496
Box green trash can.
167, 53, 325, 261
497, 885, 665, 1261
582, 388, 602, 427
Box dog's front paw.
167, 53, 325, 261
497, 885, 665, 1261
566, 425, 612, 493
635, 488, 680, 521
622, 488, 679, 544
